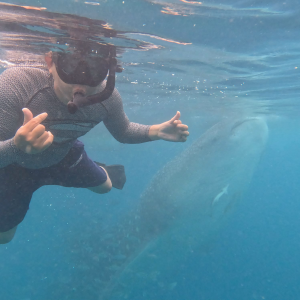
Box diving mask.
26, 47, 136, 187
52, 51, 109, 87
52, 46, 122, 114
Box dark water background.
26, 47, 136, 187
1, 0, 300, 299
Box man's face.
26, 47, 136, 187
47, 57, 104, 105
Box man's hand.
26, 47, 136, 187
149, 111, 189, 142
14, 108, 54, 154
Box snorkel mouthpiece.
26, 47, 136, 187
67, 57, 120, 114
69, 93, 85, 114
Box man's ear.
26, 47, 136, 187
44, 52, 53, 70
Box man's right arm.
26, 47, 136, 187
0, 70, 53, 168
0, 70, 24, 168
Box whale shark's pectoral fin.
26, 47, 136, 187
212, 184, 229, 206
210, 184, 230, 219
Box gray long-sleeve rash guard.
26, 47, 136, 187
0, 65, 151, 169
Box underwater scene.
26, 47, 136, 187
0, 0, 300, 299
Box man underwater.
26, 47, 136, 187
0, 44, 189, 244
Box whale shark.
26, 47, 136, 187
59, 117, 268, 300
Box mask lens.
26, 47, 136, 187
58, 53, 82, 74
86, 57, 109, 81
56, 53, 109, 86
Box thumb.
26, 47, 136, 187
22, 108, 33, 125
169, 111, 180, 123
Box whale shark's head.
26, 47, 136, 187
198, 117, 268, 157
188, 117, 268, 178
229, 117, 268, 151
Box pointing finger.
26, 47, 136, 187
23, 112, 48, 132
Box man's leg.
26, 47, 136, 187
0, 226, 17, 244
87, 166, 112, 194
0, 164, 35, 245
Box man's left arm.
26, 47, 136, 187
148, 111, 189, 142
102, 89, 189, 144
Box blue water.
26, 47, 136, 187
1, 0, 300, 299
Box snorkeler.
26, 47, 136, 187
0, 43, 189, 244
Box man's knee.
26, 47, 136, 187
0, 226, 17, 244
87, 178, 112, 194
87, 167, 112, 194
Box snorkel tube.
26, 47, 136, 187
67, 48, 122, 114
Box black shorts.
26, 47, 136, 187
0, 140, 107, 232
